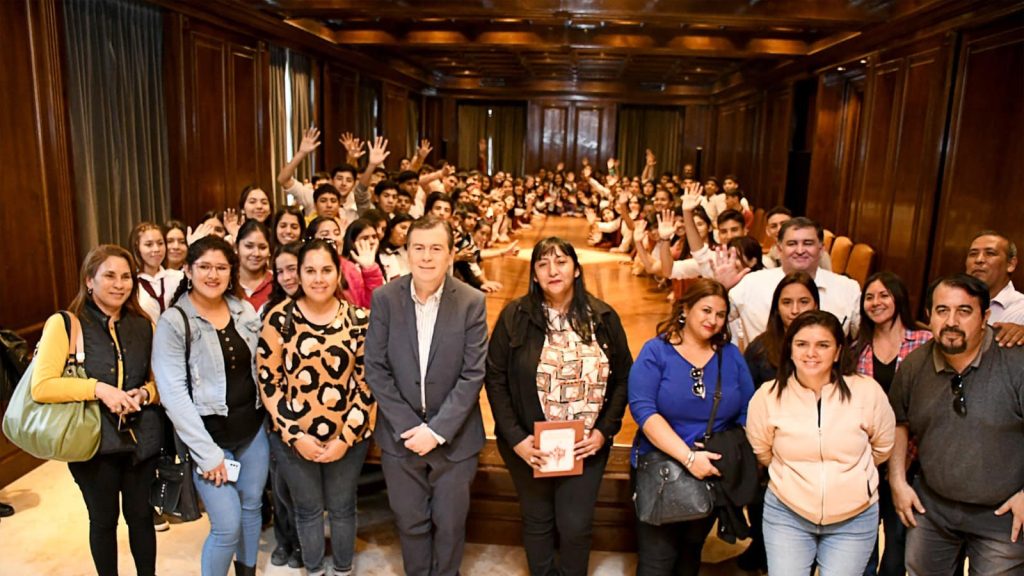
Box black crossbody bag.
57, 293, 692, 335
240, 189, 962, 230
633, 352, 723, 526
149, 307, 202, 522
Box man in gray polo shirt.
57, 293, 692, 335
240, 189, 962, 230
888, 274, 1024, 575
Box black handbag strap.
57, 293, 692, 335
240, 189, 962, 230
171, 306, 192, 399
702, 350, 724, 444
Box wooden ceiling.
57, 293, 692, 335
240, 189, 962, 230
237, 0, 920, 96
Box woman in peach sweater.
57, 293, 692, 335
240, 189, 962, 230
746, 310, 895, 576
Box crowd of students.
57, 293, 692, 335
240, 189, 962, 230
22, 131, 1024, 576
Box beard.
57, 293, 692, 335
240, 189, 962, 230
936, 326, 968, 355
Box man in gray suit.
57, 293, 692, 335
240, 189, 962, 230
365, 215, 488, 576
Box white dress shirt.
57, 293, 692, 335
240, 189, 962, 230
729, 267, 862, 346
989, 281, 1024, 324
137, 267, 185, 324
411, 279, 446, 443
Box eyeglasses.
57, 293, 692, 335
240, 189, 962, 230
194, 263, 231, 276
950, 374, 967, 416
691, 367, 705, 399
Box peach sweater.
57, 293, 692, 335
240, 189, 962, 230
745, 373, 895, 525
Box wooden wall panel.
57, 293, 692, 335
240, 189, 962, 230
0, 0, 78, 486
710, 96, 763, 194
540, 105, 568, 170
321, 63, 359, 171
930, 15, 1024, 288
682, 104, 710, 178
382, 83, 410, 171
760, 87, 794, 208
525, 99, 617, 173
850, 59, 902, 242
166, 16, 269, 225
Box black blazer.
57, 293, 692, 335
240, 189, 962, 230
485, 294, 632, 449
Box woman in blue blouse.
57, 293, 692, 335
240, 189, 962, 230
628, 278, 755, 576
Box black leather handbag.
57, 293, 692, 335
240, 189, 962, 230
149, 307, 202, 522
634, 352, 723, 526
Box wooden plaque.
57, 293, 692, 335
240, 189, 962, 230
533, 420, 585, 478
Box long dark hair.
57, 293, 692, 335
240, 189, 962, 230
729, 236, 765, 273
292, 239, 343, 302
129, 221, 164, 273
381, 213, 415, 252
235, 220, 271, 275
264, 241, 304, 316
527, 237, 594, 342
305, 216, 340, 242
271, 206, 306, 246
853, 271, 915, 361
656, 278, 731, 348
760, 272, 819, 368
238, 184, 273, 224
772, 310, 854, 402
68, 245, 147, 320
170, 236, 245, 305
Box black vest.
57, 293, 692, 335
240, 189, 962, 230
80, 301, 162, 461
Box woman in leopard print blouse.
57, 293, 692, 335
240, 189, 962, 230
256, 239, 375, 576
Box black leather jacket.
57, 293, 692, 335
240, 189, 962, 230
485, 293, 633, 449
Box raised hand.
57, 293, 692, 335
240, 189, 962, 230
681, 192, 702, 213
556, 161, 565, 173
584, 206, 598, 223
442, 163, 456, 177
368, 136, 390, 166
351, 237, 378, 268
416, 138, 433, 159
656, 209, 675, 240
633, 220, 648, 244
712, 245, 751, 289
299, 126, 321, 155
339, 132, 365, 159
222, 208, 244, 239
645, 148, 657, 166
186, 222, 214, 245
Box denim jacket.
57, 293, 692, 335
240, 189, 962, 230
152, 294, 262, 471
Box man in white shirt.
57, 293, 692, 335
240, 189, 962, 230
965, 231, 1024, 346
722, 217, 862, 346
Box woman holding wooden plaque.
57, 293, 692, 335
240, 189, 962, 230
486, 237, 633, 576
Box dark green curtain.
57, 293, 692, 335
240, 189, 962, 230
457, 103, 526, 174
64, 0, 169, 248
288, 50, 313, 177
269, 47, 288, 201
616, 106, 686, 178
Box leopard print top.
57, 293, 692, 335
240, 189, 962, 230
256, 299, 375, 446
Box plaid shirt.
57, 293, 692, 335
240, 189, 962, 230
856, 329, 933, 377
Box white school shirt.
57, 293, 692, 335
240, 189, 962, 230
729, 267, 862, 344
137, 268, 185, 324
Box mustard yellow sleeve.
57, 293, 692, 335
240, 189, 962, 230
143, 377, 160, 406
30, 313, 98, 403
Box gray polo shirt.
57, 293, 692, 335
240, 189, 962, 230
889, 327, 1024, 506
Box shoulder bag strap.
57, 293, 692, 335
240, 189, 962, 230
171, 306, 193, 400
703, 350, 724, 443
60, 311, 85, 364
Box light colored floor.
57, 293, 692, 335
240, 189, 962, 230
0, 459, 754, 575
1, 217, 758, 575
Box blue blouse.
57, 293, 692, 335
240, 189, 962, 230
628, 337, 754, 466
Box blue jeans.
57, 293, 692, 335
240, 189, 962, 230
269, 433, 370, 573
763, 488, 878, 576
193, 429, 269, 576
